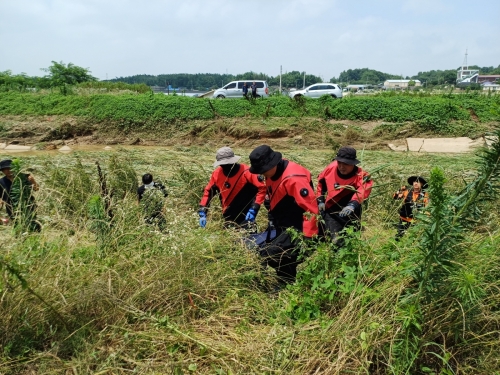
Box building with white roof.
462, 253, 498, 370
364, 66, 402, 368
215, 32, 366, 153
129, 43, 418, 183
482, 81, 500, 91
383, 80, 422, 89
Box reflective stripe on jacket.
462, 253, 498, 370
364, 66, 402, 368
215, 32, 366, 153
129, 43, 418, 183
394, 188, 429, 222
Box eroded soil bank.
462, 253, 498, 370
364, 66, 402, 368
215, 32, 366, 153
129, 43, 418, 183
0, 115, 494, 151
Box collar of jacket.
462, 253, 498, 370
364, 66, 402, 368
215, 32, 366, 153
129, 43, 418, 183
221, 163, 241, 177
270, 159, 289, 181
337, 165, 359, 179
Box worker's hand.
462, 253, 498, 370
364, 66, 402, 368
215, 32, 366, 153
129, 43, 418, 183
395, 186, 407, 198
318, 202, 326, 212
198, 211, 207, 228
339, 205, 355, 217
245, 208, 257, 222
28, 175, 39, 191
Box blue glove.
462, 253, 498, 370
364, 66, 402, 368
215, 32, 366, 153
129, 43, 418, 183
198, 211, 207, 228
245, 208, 257, 222
339, 204, 355, 217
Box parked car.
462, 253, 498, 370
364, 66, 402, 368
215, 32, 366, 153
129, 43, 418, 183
288, 83, 343, 99
212, 80, 269, 99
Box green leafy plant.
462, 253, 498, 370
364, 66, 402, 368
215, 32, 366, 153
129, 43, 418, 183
393, 127, 500, 373
286, 227, 369, 322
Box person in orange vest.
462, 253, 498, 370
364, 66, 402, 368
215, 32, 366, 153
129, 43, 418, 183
248, 145, 318, 285
199, 146, 266, 228
317, 146, 372, 244
393, 175, 429, 240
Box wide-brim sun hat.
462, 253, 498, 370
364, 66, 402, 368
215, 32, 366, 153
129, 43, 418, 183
213, 146, 241, 167
249, 145, 282, 174
408, 175, 428, 189
0, 159, 12, 170
335, 146, 360, 165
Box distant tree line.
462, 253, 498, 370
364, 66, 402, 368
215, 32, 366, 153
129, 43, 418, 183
0, 61, 149, 93
329, 68, 401, 85
412, 65, 500, 86
0, 61, 97, 90
114, 65, 499, 89
2, 61, 499, 93
109, 71, 324, 90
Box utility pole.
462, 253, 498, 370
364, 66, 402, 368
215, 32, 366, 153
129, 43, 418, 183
279, 65, 282, 95
303, 71, 306, 88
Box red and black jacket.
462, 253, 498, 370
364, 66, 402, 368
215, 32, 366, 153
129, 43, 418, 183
317, 160, 373, 212
265, 160, 318, 238
200, 163, 266, 223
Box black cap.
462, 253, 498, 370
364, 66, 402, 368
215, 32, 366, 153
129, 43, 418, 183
249, 145, 282, 174
0, 159, 12, 170
335, 146, 360, 165
408, 176, 428, 189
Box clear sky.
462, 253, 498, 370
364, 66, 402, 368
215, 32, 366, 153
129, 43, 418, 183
1, 0, 498, 81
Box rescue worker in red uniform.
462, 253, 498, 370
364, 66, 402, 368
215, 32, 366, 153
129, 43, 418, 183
199, 146, 266, 228
317, 146, 372, 244
248, 145, 318, 285
393, 175, 429, 240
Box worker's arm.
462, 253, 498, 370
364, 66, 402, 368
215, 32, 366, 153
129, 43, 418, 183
393, 186, 407, 200
290, 179, 319, 238
199, 171, 219, 209
248, 172, 266, 209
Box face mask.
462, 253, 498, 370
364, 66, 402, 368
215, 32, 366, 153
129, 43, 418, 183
221, 164, 237, 174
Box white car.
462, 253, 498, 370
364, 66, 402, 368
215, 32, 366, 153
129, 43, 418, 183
212, 80, 269, 99
288, 83, 343, 99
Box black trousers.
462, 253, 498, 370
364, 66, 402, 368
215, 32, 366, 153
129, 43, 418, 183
395, 219, 411, 240
321, 208, 362, 244
258, 231, 300, 284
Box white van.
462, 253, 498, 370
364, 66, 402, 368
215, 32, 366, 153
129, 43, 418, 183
212, 80, 269, 99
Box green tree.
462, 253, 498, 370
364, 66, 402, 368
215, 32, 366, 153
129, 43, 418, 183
42, 61, 97, 87
333, 68, 400, 84
412, 69, 456, 86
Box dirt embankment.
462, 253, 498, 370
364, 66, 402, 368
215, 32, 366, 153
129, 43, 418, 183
0, 115, 490, 151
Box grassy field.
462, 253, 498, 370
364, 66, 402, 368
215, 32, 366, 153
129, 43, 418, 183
1, 142, 500, 374
0, 91, 498, 137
